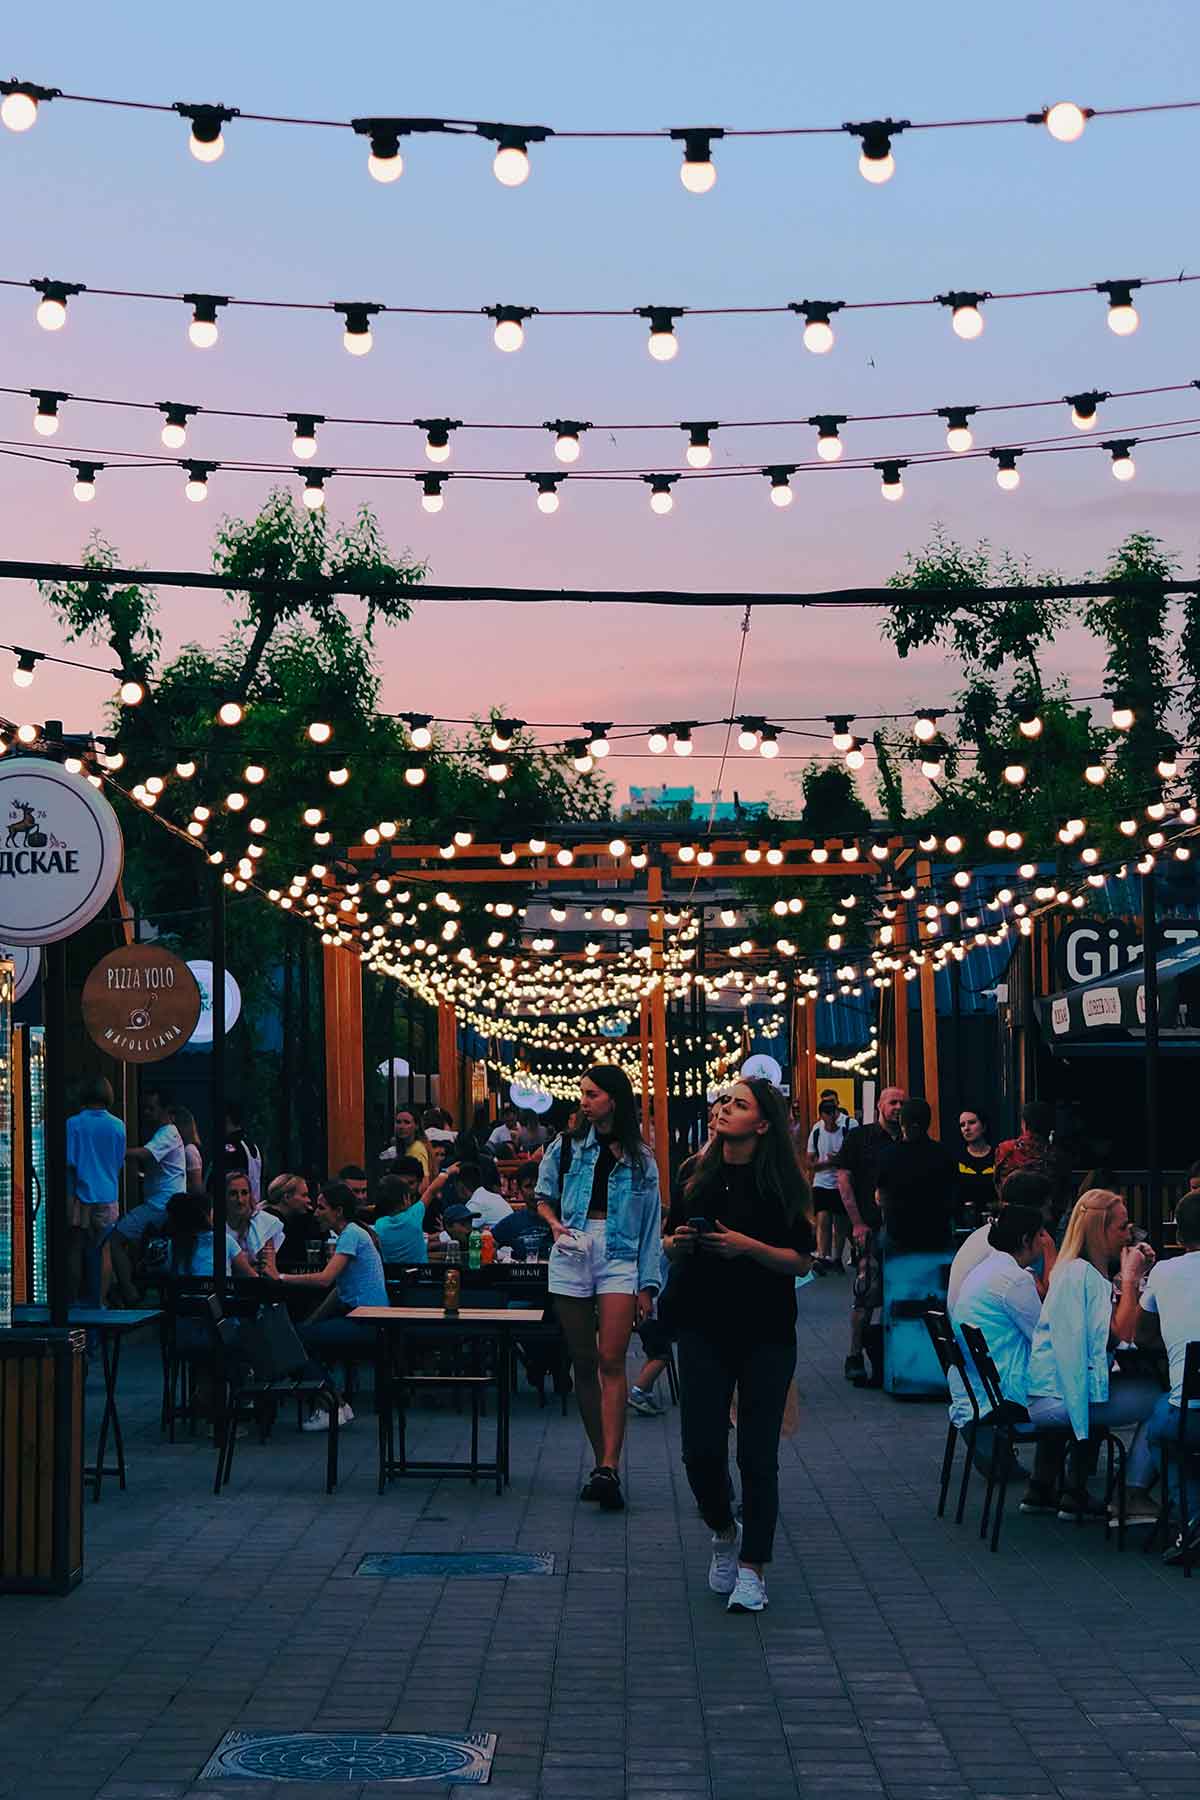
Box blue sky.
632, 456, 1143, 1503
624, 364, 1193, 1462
2, 1, 1198, 803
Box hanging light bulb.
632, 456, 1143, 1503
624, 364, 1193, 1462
287, 413, 322, 459
1084, 762, 1107, 785
351, 117, 408, 182
31, 389, 66, 436
404, 763, 426, 786
644, 475, 678, 515
485, 304, 533, 352
527, 472, 563, 513
672, 127, 722, 193
217, 698, 244, 726
1097, 279, 1140, 336
847, 118, 904, 184
648, 726, 669, 755
308, 721, 332, 744
736, 717, 762, 752
183, 292, 225, 348
810, 414, 847, 461
417, 474, 446, 513
481, 124, 547, 187
1105, 438, 1136, 481
638, 306, 684, 361
990, 448, 1023, 491
1109, 695, 1135, 729
405, 713, 434, 749
119, 675, 146, 706
335, 302, 380, 355
302, 469, 330, 511
32, 278, 81, 332
1, 81, 54, 133
671, 723, 695, 757
11, 651, 39, 688
939, 290, 988, 340
158, 402, 197, 449
1003, 763, 1027, 785
182, 461, 214, 502
416, 417, 460, 463
764, 466, 795, 507
912, 712, 939, 743
1042, 101, 1088, 142
790, 299, 842, 354
546, 418, 589, 464
70, 460, 99, 502
1016, 704, 1043, 739
828, 716, 855, 753
1066, 389, 1106, 431
938, 406, 976, 453
328, 766, 350, 786
760, 727, 780, 759
876, 460, 906, 502
683, 421, 716, 468
1157, 742, 1179, 779
568, 739, 594, 773
487, 760, 509, 783
845, 741, 866, 770
584, 723, 612, 759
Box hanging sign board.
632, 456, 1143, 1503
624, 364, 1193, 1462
82, 944, 202, 1063
0, 758, 123, 944
183, 960, 243, 1047
740, 1052, 783, 1086
0, 941, 41, 1001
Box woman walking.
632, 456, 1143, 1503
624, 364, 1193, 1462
664, 1077, 814, 1613
535, 1065, 662, 1513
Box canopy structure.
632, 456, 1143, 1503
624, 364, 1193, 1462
1036, 937, 1200, 1047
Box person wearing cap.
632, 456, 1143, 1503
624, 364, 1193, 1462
803, 1094, 856, 1274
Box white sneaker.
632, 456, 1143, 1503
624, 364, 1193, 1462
727, 1566, 768, 1613
337, 1403, 354, 1426
628, 1387, 660, 1417
708, 1525, 742, 1595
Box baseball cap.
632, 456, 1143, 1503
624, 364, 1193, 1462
443, 1203, 474, 1226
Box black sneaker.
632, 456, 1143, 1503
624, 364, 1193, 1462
593, 1467, 625, 1511
1162, 1516, 1200, 1566
1057, 1491, 1107, 1522
1019, 1483, 1059, 1515
580, 1468, 605, 1502
844, 1354, 866, 1382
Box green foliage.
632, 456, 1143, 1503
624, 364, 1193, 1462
884, 525, 1069, 684
40, 532, 161, 673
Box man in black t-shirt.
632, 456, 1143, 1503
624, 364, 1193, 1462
877, 1099, 958, 1252
835, 1086, 904, 1386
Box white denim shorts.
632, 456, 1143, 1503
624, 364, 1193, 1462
548, 1220, 639, 1298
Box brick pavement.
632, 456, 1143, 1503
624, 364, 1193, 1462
1, 1278, 1198, 1799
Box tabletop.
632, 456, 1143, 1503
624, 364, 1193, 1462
349, 1306, 546, 1325
12, 1306, 164, 1331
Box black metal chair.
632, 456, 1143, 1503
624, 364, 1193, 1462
1156, 1340, 1200, 1576
204, 1296, 341, 1496
922, 1310, 981, 1525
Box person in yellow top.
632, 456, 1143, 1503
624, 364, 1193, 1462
379, 1105, 431, 1178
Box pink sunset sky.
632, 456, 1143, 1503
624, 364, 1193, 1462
2, 1, 1198, 807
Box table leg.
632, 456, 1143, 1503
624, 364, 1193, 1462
88, 1331, 122, 1503
376, 1327, 389, 1495
499, 1336, 512, 1489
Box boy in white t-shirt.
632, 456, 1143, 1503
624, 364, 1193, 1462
803, 1095, 856, 1273
1138, 1192, 1200, 1562
108, 1086, 186, 1303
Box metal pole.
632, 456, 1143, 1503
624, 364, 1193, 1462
1142, 868, 1162, 1249
210, 868, 227, 1310
389, 979, 398, 1139
43, 939, 70, 1329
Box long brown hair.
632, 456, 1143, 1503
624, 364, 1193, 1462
572, 1064, 650, 1171
683, 1077, 811, 1225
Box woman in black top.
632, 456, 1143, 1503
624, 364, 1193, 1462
664, 1077, 813, 1614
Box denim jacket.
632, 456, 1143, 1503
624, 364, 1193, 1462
535, 1128, 662, 1294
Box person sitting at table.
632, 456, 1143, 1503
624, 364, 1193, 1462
948, 1204, 1068, 1513
462, 1163, 514, 1228
336, 1164, 370, 1210
275, 1183, 389, 1424
1135, 1190, 1200, 1564
419, 1159, 475, 1231
1026, 1188, 1161, 1525
948, 1171, 1057, 1312
224, 1169, 283, 1276
373, 1167, 429, 1265
164, 1191, 257, 1279
265, 1172, 325, 1273
493, 1166, 553, 1258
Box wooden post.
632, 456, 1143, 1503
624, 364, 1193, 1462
892, 893, 910, 1095
436, 999, 460, 1127
646, 864, 671, 1198
915, 858, 941, 1135
638, 997, 651, 1140
322, 943, 365, 1171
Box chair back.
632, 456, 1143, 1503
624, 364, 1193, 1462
960, 1322, 1006, 1414
1181, 1340, 1200, 1436
923, 1309, 966, 1381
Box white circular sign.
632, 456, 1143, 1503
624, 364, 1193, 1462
597, 1015, 630, 1039
377, 1056, 411, 1079
183, 961, 242, 1047
740, 1053, 783, 1085
0, 941, 41, 1001
510, 1081, 554, 1114
0, 759, 123, 944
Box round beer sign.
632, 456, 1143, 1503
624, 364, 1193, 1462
0, 758, 123, 944
82, 945, 202, 1063
0, 941, 41, 1001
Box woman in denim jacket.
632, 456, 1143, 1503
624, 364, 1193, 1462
536, 1065, 662, 1512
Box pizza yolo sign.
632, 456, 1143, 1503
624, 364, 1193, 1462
0, 758, 124, 944
82, 946, 202, 1063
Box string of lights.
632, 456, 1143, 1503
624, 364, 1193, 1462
3, 267, 1193, 360
2, 79, 1194, 185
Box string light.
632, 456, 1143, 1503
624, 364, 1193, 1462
489, 719, 521, 751
568, 739, 594, 773
672, 127, 721, 193
527, 473, 562, 513
990, 447, 1023, 490
302, 468, 330, 510
790, 300, 841, 354
645, 474, 677, 515
404, 713, 434, 749
638, 306, 683, 361
1004, 762, 1027, 785
184, 293, 225, 348
175, 102, 237, 163
683, 422, 716, 468
216, 698, 244, 726
585, 723, 612, 758
352, 117, 407, 183
764, 465, 795, 507
876, 460, 906, 501
158, 402, 198, 450
335, 302, 380, 355
847, 118, 905, 184
1104, 438, 1136, 480
1098, 279, 1140, 335
913, 712, 940, 743
1016, 703, 1043, 739
486, 304, 534, 352
416, 418, 460, 463
939, 406, 975, 453
12, 650, 39, 688
940, 291, 987, 339
1066, 389, 1106, 431
31, 389, 66, 436
32, 278, 81, 331
810, 414, 846, 461
1109, 695, 1135, 730
647, 726, 669, 755
671, 722, 696, 757
737, 718, 762, 752
183, 460, 214, 502
418, 474, 446, 513
1, 81, 57, 132
1042, 101, 1089, 143
547, 419, 588, 464
287, 413, 322, 459
119, 675, 146, 706
70, 460, 99, 502
479, 124, 549, 187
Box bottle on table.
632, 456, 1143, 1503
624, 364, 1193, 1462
468, 1226, 482, 1271
443, 1265, 461, 1314
480, 1225, 496, 1265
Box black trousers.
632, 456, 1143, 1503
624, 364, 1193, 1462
676, 1329, 797, 1566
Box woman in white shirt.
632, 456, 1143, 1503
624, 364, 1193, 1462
1026, 1188, 1160, 1525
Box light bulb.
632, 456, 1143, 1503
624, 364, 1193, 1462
737, 724, 759, 752
1085, 763, 1107, 785
36, 297, 66, 331
493, 317, 525, 352
686, 440, 712, 468
994, 453, 1021, 491
813, 418, 844, 461
488, 761, 509, 782
409, 721, 433, 749
189, 128, 224, 163
802, 319, 834, 354
952, 304, 984, 340
769, 477, 793, 507
650, 488, 674, 515
648, 729, 669, 755
1, 90, 39, 132
1107, 301, 1139, 336
308, 721, 331, 743
12, 657, 37, 688
913, 715, 937, 743
946, 422, 973, 453
344, 324, 373, 354
73, 473, 96, 502
1045, 102, 1086, 143
859, 149, 894, 184
648, 327, 678, 361
185, 475, 208, 502
217, 700, 243, 726
680, 156, 716, 193
879, 468, 904, 502
1111, 704, 1135, 730
673, 734, 694, 757
587, 730, 610, 758
554, 431, 581, 464
33, 397, 60, 436
846, 747, 865, 770
1110, 450, 1135, 481
419, 476, 445, 513
760, 731, 779, 759
291, 420, 319, 459
188, 317, 219, 349
493, 145, 530, 186
119, 679, 145, 706
161, 418, 188, 449
1004, 763, 1027, 785
426, 436, 451, 464
328, 767, 349, 785
537, 488, 559, 514
1018, 714, 1043, 738
368, 147, 404, 182
303, 478, 326, 511
404, 765, 426, 786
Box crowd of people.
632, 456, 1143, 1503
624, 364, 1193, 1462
62, 1066, 1200, 1591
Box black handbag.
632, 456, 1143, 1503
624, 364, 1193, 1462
232, 1303, 308, 1382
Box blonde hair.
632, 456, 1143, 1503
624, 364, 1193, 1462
1053, 1188, 1125, 1278
267, 1172, 305, 1208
